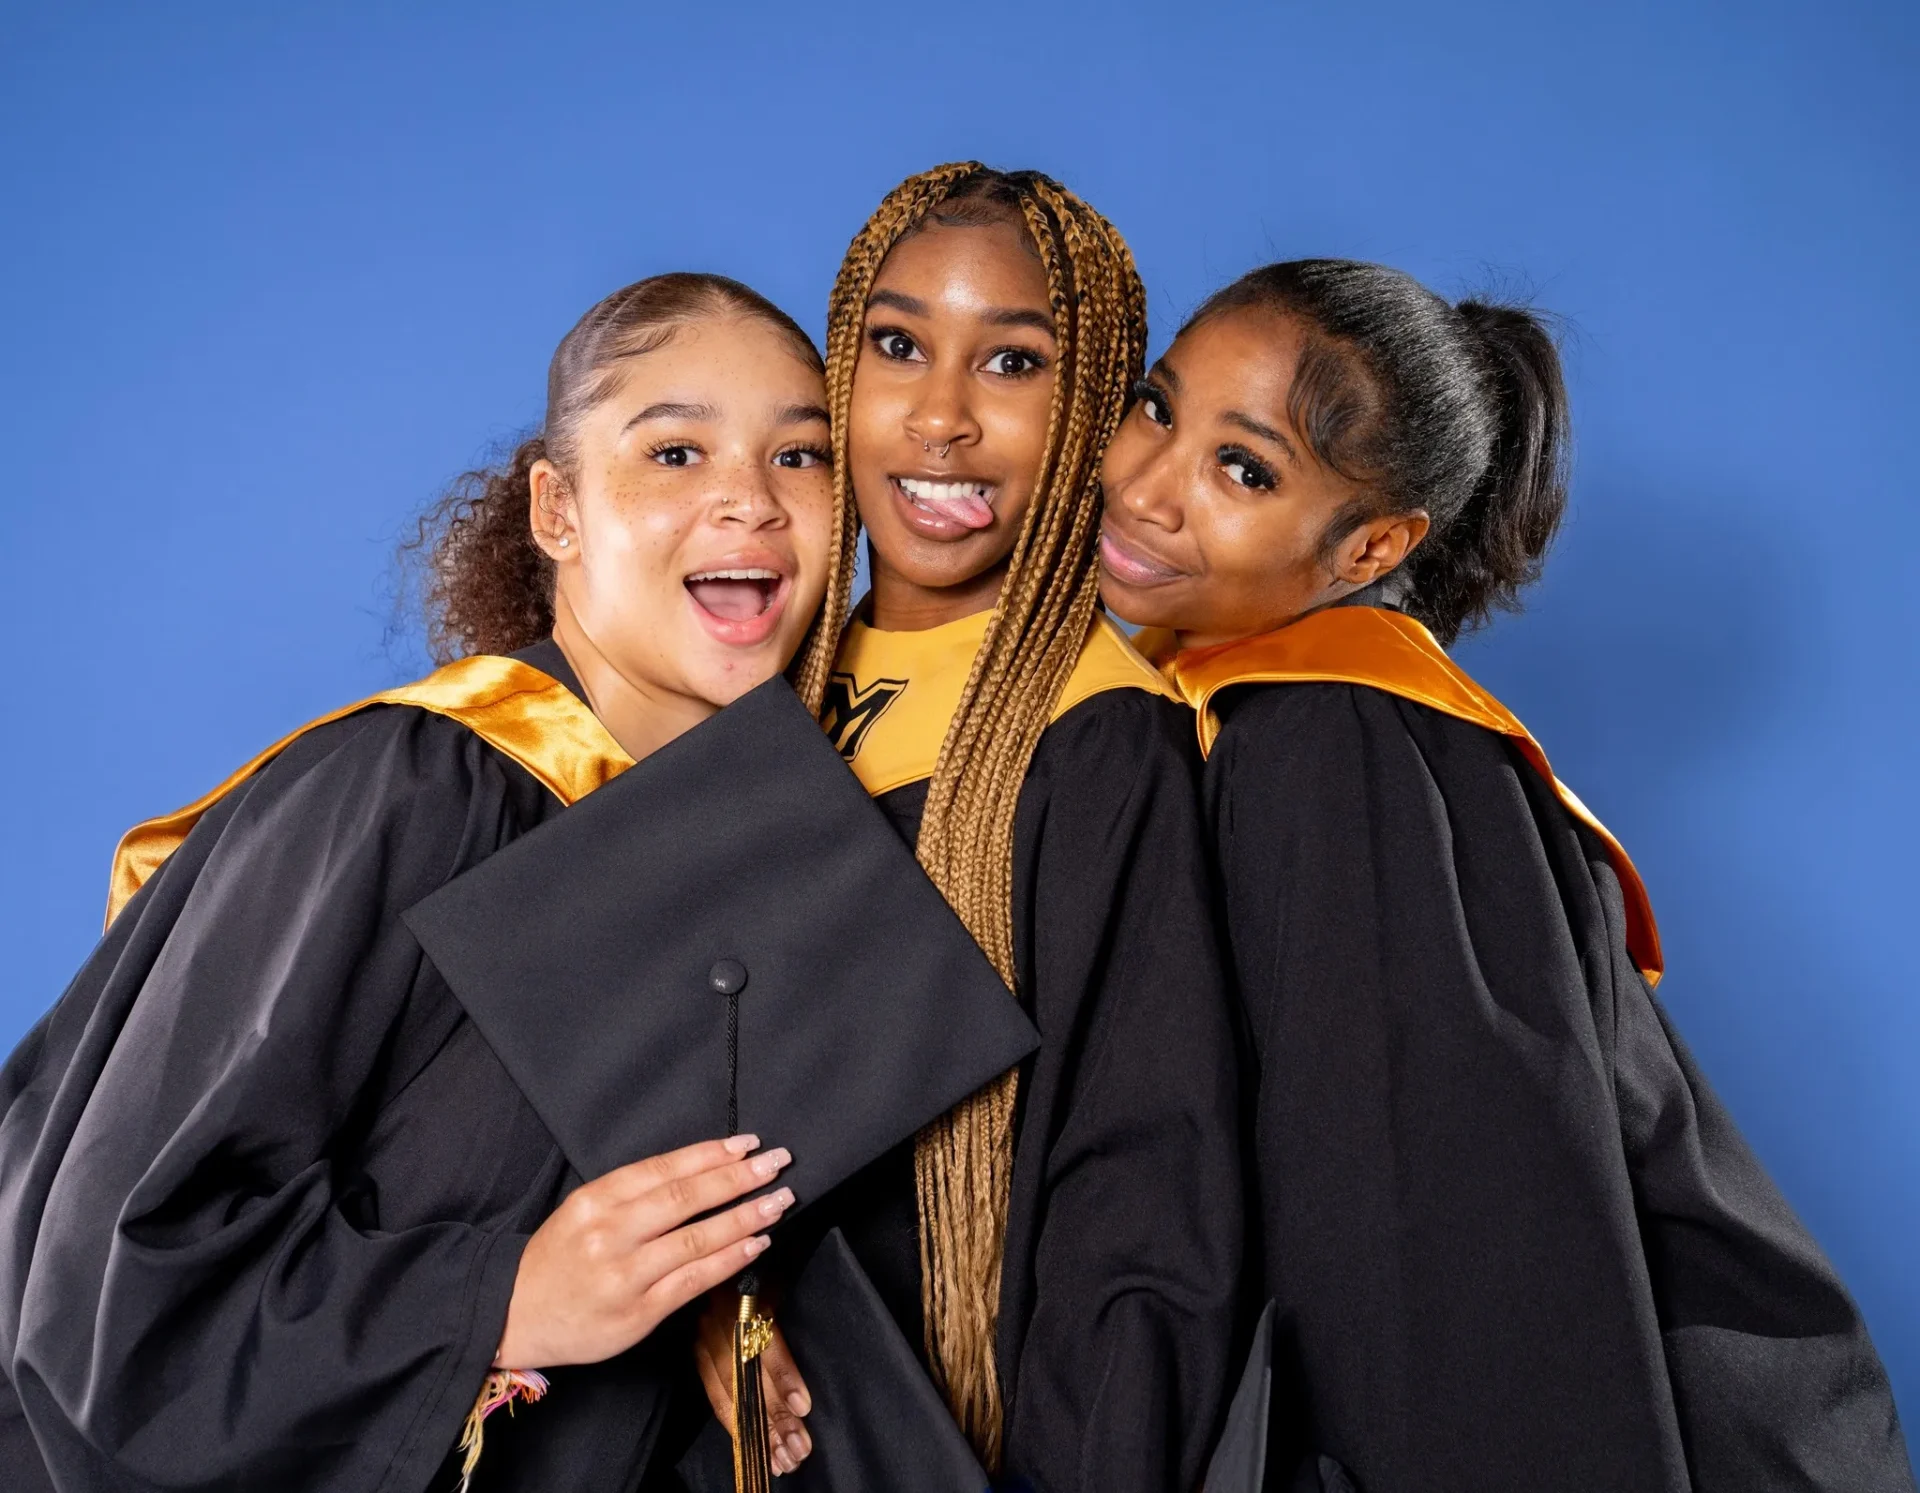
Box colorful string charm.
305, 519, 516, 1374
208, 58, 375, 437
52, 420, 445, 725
456, 1367, 549, 1492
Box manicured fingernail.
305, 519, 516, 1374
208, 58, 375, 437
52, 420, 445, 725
750, 1147, 791, 1177
786, 1391, 809, 1416
724, 1134, 759, 1155
745, 1234, 770, 1257
786, 1431, 808, 1460
758, 1187, 794, 1217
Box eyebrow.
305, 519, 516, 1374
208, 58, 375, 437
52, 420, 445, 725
866, 289, 1057, 339
1224, 410, 1299, 462
1152, 354, 1298, 461
867, 290, 928, 317
983, 306, 1056, 336
623, 401, 718, 430
777, 403, 830, 426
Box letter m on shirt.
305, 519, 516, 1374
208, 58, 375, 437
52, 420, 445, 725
821, 673, 907, 762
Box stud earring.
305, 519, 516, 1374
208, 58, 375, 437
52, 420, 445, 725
558, 536, 571, 548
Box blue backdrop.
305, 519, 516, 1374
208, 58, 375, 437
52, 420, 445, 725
4, 0, 1913, 1422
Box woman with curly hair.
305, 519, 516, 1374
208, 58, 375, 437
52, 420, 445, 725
0, 272, 1031, 1493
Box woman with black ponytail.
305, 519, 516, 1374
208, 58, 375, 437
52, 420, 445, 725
1100, 260, 1914, 1492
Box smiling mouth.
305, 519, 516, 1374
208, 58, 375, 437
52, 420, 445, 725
684, 567, 785, 621
1098, 525, 1187, 587
893, 476, 997, 532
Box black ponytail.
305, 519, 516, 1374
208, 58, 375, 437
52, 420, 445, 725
1185, 261, 1571, 644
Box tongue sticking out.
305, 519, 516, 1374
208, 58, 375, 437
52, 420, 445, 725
688, 578, 773, 620
911, 489, 995, 531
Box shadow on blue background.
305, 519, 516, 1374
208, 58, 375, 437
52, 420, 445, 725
2, 0, 1913, 1424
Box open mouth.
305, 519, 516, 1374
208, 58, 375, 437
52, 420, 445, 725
685, 567, 783, 620
893, 476, 997, 533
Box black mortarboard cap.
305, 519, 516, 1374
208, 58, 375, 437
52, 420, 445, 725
676, 1229, 987, 1493
403, 675, 1038, 1210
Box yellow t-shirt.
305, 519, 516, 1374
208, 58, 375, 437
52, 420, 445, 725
824, 609, 1177, 798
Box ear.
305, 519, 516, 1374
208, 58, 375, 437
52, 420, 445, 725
528, 458, 580, 562
1332, 509, 1430, 589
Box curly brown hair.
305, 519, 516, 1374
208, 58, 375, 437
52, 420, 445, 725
405, 273, 844, 700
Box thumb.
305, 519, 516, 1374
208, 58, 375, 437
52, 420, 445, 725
762, 1325, 812, 1417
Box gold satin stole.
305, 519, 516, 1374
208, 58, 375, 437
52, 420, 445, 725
106, 654, 633, 928
1138, 606, 1663, 984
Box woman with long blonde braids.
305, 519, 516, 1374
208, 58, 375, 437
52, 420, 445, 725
698, 165, 1243, 1490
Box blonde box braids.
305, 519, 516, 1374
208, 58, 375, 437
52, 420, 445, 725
821, 164, 1147, 1468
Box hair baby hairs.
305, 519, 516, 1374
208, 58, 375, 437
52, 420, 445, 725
408, 272, 845, 704
1189, 259, 1571, 644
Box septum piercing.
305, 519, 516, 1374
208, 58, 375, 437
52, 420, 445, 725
923, 439, 952, 459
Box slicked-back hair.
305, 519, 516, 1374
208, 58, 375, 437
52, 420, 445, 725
410, 273, 848, 703
823, 164, 1146, 1469
1188, 259, 1570, 643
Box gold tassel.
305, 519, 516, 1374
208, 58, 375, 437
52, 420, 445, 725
732, 1291, 775, 1493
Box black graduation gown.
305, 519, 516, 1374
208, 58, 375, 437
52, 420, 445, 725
821, 688, 1244, 1493
0, 645, 1038, 1493
1206, 680, 1915, 1493
0, 672, 596, 1492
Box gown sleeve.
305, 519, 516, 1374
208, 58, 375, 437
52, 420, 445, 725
0, 707, 540, 1493
1212, 682, 1913, 1493
999, 690, 1244, 1493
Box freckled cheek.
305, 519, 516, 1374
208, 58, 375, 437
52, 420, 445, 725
785, 484, 836, 578
597, 484, 702, 551
584, 491, 704, 619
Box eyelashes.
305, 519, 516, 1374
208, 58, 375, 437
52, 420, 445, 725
646, 440, 700, 467
1217, 445, 1277, 491
1127, 379, 1280, 491
868, 327, 922, 362
984, 347, 1047, 378
644, 441, 831, 471
865, 324, 1048, 378
1133, 379, 1172, 427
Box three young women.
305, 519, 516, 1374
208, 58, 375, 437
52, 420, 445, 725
1098, 259, 1915, 1491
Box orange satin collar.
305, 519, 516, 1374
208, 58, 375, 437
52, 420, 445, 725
1139, 607, 1663, 984
105, 654, 634, 928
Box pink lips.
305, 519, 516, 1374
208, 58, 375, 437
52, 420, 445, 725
1098, 526, 1186, 587
683, 564, 792, 647
917, 490, 993, 529
890, 476, 997, 540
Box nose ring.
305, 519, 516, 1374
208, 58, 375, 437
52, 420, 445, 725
923, 439, 952, 459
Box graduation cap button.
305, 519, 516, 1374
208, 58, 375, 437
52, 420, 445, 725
707, 958, 748, 997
